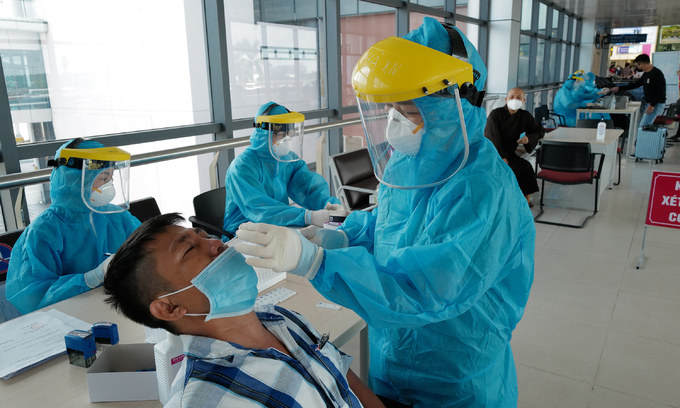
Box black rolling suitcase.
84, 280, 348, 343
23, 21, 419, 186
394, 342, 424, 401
635, 125, 667, 164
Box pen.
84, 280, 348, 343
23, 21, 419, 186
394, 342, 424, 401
316, 333, 330, 351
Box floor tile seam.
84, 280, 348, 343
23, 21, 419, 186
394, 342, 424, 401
615, 288, 680, 306
588, 384, 680, 408
522, 308, 613, 331
515, 362, 596, 386
606, 326, 680, 349
532, 273, 626, 292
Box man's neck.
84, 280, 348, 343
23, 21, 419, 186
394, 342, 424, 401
177, 311, 280, 348
643, 65, 654, 73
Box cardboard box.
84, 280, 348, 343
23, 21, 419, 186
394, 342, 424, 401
86, 343, 159, 402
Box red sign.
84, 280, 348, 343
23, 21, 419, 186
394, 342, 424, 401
646, 171, 680, 230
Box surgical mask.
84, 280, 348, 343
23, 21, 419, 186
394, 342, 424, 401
507, 99, 523, 111
386, 108, 424, 157
89, 180, 116, 207
157, 247, 258, 321
272, 137, 291, 157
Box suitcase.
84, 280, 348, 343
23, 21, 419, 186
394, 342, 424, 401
635, 125, 667, 163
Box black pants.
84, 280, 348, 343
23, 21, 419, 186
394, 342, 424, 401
507, 155, 539, 196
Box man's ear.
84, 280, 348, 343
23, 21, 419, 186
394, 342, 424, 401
150, 298, 186, 322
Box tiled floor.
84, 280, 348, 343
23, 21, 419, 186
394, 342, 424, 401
515, 135, 680, 408
340, 133, 680, 407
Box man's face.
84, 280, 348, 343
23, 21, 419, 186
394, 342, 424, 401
387, 100, 422, 126
505, 89, 525, 104
151, 225, 228, 313
635, 61, 648, 71
92, 168, 113, 190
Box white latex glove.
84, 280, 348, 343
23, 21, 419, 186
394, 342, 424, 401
324, 203, 346, 212
83, 255, 114, 289
299, 225, 321, 240
234, 223, 323, 278
310, 210, 330, 227
597, 88, 610, 95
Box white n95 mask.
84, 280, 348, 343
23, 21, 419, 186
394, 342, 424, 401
272, 137, 291, 157
386, 108, 424, 157
157, 247, 258, 321
507, 99, 523, 111
89, 180, 116, 207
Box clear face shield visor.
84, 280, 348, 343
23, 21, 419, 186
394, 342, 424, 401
59, 146, 132, 214
256, 111, 305, 162
356, 89, 471, 190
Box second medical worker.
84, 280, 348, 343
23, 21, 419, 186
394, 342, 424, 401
236, 19, 536, 407
222, 102, 343, 236
6, 139, 141, 314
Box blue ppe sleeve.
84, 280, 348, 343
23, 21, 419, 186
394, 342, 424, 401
289, 231, 324, 279
287, 162, 341, 210
311, 186, 535, 330
224, 160, 308, 228
337, 209, 377, 252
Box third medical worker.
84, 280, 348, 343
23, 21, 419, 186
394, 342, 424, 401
222, 102, 343, 236
235, 19, 535, 407
6, 139, 140, 314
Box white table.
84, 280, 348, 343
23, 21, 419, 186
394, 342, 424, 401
576, 101, 641, 157
0, 276, 367, 408
541, 128, 623, 211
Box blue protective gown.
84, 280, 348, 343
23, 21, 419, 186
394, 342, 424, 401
223, 102, 340, 234
309, 19, 535, 407
6, 140, 141, 314
554, 72, 604, 127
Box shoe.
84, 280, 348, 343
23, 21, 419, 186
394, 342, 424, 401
528, 202, 534, 208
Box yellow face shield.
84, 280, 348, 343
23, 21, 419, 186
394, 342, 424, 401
255, 111, 306, 162
58, 146, 132, 214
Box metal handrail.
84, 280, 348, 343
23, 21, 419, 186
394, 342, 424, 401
0, 118, 364, 191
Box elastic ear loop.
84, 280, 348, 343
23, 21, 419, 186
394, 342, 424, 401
157, 285, 208, 317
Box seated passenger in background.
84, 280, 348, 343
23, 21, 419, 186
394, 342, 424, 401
103, 213, 381, 408
484, 88, 545, 207
222, 101, 345, 237
6, 138, 141, 314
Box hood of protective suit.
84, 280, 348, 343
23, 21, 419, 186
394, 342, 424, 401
50, 139, 106, 213
380, 18, 488, 188
249, 101, 299, 162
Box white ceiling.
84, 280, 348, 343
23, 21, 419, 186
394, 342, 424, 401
548, 0, 680, 28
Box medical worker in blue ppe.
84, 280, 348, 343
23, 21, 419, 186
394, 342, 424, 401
234, 18, 535, 408
6, 139, 141, 314
554, 70, 610, 127
222, 102, 344, 236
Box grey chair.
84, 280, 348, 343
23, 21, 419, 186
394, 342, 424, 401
327, 148, 379, 211
189, 187, 234, 240
128, 197, 161, 223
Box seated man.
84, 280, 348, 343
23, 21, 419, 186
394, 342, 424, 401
484, 87, 545, 207
103, 213, 381, 408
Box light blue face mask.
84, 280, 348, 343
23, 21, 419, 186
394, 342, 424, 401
158, 247, 258, 321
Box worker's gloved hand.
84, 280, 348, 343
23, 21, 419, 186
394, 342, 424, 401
83, 255, 114, 289
310, 229, 349, 250
597, 88, 610, 95
324, 202, 346, 212
234, 223, 323, 279
308, 209, 330, 227
299, 225, 322, 240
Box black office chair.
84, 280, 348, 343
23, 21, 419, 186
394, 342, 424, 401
328, 148, 379, 211
128, 197, 162, 223
534, 141, 604, 228
189, 187, 234, 240
0, 228, 25, 322
535, 104, 566, 130
576, 118, 621, 186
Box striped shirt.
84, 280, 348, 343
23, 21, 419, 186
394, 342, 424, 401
165, 305, 362, 408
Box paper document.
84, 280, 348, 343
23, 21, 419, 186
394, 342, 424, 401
0, 310, 91, 379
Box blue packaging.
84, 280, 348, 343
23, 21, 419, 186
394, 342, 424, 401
92, 322, 119, 350
65, 330, 97, 368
